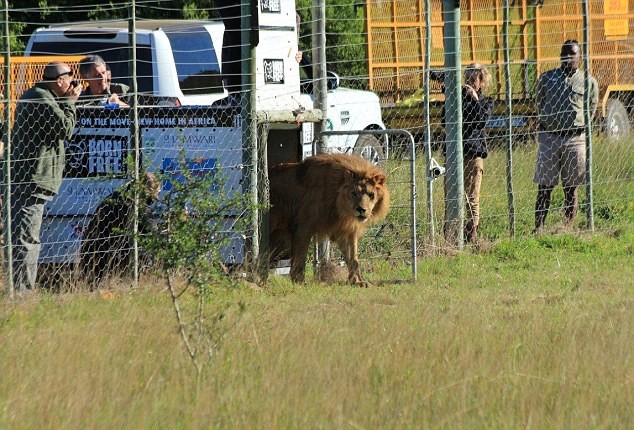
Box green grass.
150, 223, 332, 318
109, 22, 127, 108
0, 133, 632, 429
1, 226, 633, 429
382, 133, 634, 253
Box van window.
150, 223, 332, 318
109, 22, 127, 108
163, 27, 224, 95
28, 41, 154, 94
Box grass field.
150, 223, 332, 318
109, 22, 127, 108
0, 133, 632, 429
1, 225, 632, 429
379, 133, 634, 259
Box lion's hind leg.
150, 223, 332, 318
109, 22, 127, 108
289, 225, 312, 283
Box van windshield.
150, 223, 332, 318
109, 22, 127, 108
164, 26, 224, 95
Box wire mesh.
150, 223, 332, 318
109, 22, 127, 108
2, 0, 634, 293
367, 0, 634, 250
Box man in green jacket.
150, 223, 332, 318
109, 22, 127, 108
8, 61, 82, 292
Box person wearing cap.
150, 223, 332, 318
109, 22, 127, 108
78, 54, 129, 107
5, 60, 82, 293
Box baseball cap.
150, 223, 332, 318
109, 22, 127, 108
43, 62, 73, 80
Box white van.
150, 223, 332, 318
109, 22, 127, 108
22, 7, 388, 265
25, 20, 228, 107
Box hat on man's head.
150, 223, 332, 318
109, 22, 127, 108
43, 61, 73, 80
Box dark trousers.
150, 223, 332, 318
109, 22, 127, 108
10, 189, 47, 291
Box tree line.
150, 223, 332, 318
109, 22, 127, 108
7, 0, 369, 88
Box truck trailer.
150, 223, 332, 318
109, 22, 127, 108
365, 0, 634, 141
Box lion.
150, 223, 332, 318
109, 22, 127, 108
268, 152, 390, 287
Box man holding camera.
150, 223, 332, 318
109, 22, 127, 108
6, 61, 81, 292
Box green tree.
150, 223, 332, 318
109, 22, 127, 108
296, 0, 369, 89
133, 150, 252, 377
7, 0, 219, 53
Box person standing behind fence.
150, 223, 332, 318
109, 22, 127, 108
443, 63, 493, 243
533, 40, 598, 233
78, 54, 130, 107
6, 61, 81, 293
461, 64, 493, 243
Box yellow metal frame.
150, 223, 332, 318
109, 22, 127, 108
366, 0, 634, 107
1, 55, 85, 121
1, 55, 85, 99
601, 84, 634, 117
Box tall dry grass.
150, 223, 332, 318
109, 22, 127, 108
1, 227, 632, 429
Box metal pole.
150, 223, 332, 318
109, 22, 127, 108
503, 0, 516, 237
312, 0, 327, 153
2, 0, 13, 297
442, 0, 463, 248
582, 0, 594, 231
423, 0, 435, 247
407, 130, 418, 282
242, 1, 259, 265
128, 1, 140, 287
313, 0, 329, 268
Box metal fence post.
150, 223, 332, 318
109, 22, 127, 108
582, 0, 594, 232
2, 0, 13, 297
128, 1, 141, 287
313, 0, 330, 269
442, 0, 464, 247
241, 0, 259, 266
423, 0, 435, 247
503, 0, 516, 237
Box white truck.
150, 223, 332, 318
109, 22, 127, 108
21, 0, 387, 264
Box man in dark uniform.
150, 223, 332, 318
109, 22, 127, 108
533, 40, 599, 232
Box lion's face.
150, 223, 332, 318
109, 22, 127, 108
342, 173, 386, 222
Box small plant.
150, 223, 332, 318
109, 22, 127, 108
135, 149, 254, 377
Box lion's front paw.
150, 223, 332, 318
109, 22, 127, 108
349, 274, 372, 288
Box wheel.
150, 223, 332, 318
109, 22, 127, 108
604, 98, 631, 139
353, 134, 386, 166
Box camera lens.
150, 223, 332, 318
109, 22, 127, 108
71, 80, 79, 88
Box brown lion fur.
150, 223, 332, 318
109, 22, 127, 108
269, 152, 390, 286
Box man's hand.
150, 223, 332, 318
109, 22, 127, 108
65, 82, 82, 100
107, 93, 129, 107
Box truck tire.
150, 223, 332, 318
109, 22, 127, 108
353, 134, 386, 166
605, 98, 631, 139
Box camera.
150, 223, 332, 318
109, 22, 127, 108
71, 80, 79, 88
427, 158, 446, 181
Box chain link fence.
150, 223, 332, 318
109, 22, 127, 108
1, 9, 257, 294
367, 0, 634, 249
2, 0, 634, 294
